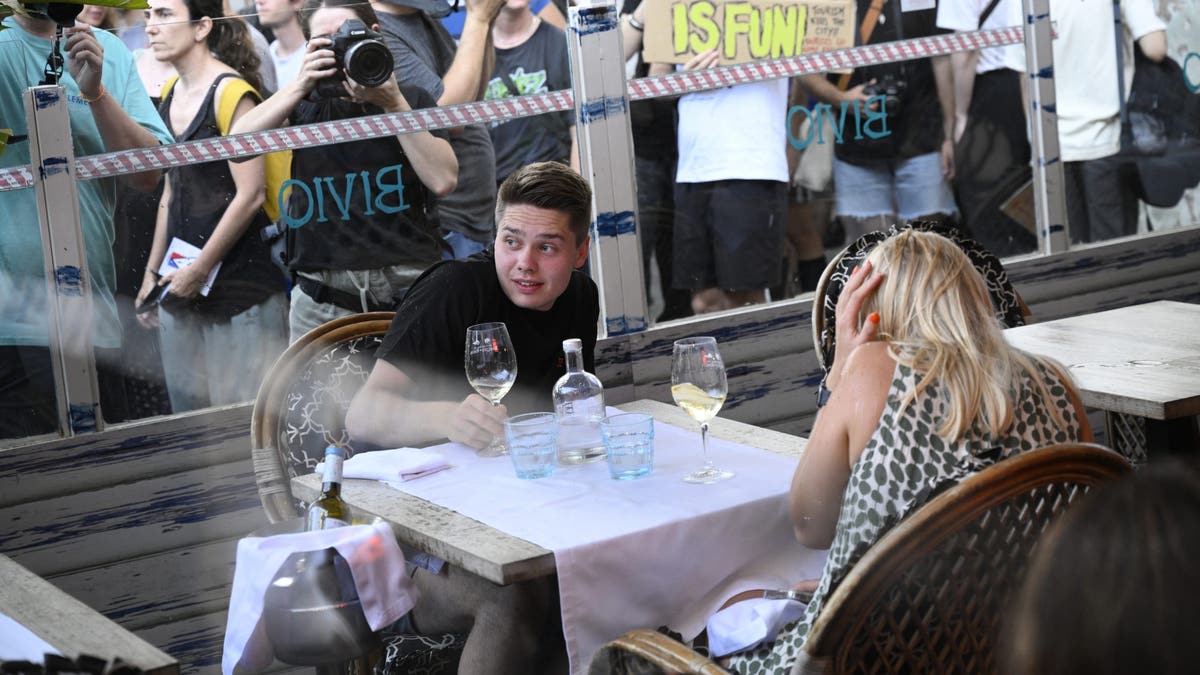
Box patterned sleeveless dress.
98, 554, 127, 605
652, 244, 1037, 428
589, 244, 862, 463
728, 359, 1082, 674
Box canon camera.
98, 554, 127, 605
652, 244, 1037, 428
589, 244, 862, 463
314, 20, 394, 99
862, 74, 907, 118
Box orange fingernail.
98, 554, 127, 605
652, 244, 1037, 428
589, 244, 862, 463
868, 312, 880, 323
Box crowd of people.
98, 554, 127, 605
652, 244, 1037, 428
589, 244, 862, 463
0, 0, 1179, 435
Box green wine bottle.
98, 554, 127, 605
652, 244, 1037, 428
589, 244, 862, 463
306, 445, 352, 530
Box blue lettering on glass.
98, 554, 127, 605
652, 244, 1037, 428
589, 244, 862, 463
786, 96, 891, 150
1184, 52, 1200, 93
280, 164, 409, 229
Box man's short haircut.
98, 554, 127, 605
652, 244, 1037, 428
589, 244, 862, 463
495, 162, 592, 248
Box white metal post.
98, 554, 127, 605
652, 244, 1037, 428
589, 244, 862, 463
1022, 0, 1070, 252
568, 0, 648, 337
25, 85, 103, 435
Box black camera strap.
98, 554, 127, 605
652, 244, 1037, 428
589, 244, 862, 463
38, 3, 84, 86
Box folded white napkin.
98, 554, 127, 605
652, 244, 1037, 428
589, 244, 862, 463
222, 521, 416, 675
705, 597, 808, 658
318, 448, 450, 482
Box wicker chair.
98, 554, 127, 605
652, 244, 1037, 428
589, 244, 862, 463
251, 311, 396, 523
249, 311, 467, 674
589, 443, 1132, 675
811, 221, 1032, 379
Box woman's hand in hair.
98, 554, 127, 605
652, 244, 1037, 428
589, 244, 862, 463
827, 261, 884, 393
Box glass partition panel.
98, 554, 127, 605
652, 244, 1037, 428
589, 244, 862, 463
1044, 0, 1199, 246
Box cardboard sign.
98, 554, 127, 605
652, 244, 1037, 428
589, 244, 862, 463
643, 0, 855, 65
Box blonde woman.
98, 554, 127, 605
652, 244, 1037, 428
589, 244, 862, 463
728, 229, 1092, 671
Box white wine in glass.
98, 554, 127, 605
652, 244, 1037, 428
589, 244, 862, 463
465, 322, 518, 456
670, 336, 732, 484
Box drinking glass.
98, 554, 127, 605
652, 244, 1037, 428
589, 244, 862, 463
670, 336, 732, 484
465, 322, 518, 456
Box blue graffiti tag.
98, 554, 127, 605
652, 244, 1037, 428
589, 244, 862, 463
1185, 52, 1200, 93
40, 156, 69, 179
55, 265, 84, 296
34, 89, 60, 109
69, 403, 98, 433
594, 210, 637, 237
786, 95, 892, 150
280, 164, 410, 229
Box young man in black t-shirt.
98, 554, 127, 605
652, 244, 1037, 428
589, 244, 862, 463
345, 162, 596, 673
347, 160, 598, 449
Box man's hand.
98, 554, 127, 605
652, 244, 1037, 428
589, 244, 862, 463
683, 49, 719, 72
64, 26, 104, 99
446, 394, 507, 450
465, 0, 506, 25
940, 138, 955, 182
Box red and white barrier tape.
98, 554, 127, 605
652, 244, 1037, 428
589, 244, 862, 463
0, 26, 1022, 192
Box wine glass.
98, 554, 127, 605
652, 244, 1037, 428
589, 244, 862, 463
465, 322, 518, 456
670, 336, 732, 484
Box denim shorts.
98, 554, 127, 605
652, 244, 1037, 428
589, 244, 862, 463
832, 152, 957, 220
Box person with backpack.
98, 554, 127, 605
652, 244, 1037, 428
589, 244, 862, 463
136, 0, 288, 412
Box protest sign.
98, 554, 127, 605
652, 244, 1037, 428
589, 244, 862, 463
642, 0, 854, 65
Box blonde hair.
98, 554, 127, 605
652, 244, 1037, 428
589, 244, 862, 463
863, 230, 1069, 440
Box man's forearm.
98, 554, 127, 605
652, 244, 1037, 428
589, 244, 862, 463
440, 15, 494, 105
346, 390, 458, 448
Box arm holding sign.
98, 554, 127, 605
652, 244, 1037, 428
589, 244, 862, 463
621, 1, 648, 61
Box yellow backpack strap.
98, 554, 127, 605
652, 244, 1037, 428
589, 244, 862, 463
213, 78, 293, 223
215, 77, 259, 136
159, 75, 179, 102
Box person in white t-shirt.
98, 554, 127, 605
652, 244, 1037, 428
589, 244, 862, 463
937, 0, 1034, 257
1033, 0, 1166, 243
255, 0, 305, 88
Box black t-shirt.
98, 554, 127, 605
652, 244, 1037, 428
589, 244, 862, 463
375, 250, 600, 415
834, 0, 946, 164
285, 86, 447, 272
485, 21, 574, 186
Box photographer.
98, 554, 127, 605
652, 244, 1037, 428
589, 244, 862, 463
801, 0, 957, 246
230, 0, 457, 342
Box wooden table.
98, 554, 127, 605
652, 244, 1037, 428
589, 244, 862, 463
0, 554, 179, 675
1004, 300, 1200, 459
291, 399, 806, 585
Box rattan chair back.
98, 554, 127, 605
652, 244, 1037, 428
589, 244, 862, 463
811, 221, 1030, 373
250, 312, 395, 523
589, 444, 1129, 675
802, 443, 1131, 674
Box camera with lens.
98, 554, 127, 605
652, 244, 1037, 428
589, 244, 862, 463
862, 74, 906, 118
313, 20, 395, 99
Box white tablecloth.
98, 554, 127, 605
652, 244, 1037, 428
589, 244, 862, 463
381, 409, 828, 674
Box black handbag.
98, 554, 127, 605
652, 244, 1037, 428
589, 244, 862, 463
1112, 3, 1200, 207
